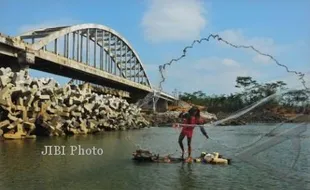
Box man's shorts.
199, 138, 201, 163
181, 129, 194, 138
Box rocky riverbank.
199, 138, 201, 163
0, 67, 149, 139
143, 110, 218, 126
149, 107, 310, 127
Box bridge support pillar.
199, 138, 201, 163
17, 51, 35, 65
155, 99, 168, 112
4, 51, 35, 72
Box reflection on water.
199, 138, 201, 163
177, 163, 197, 190
0, 124, 309, 190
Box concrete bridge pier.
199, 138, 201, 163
138, 96, 170, 113
155, 98, 168, 112
0, 40, 34, 72
0, 56, 29, 72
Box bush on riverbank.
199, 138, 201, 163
179, 76, 310, 125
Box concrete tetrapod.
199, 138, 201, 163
0, 67, 149, 139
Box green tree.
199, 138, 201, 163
178, 76, 298, 114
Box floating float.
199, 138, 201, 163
132, 150, 231, 165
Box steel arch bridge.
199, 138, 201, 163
0, 23, 177, 107
18, 23, 151, 88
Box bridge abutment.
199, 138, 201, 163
139, 98, 170, 112
155, 98, 168, 112
0, 56, 29, 72
17, 51, 35, 65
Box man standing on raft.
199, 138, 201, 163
177, 106, 209, 162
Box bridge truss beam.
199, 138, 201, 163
18, 24, 152, 88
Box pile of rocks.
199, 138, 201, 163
201, 111, 217, 121
0, 67, 149, 139
153, 111, 181, 126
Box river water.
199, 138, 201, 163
0, 124, 309, 190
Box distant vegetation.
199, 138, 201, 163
179, 76, 310, 114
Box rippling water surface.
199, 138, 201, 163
0, 124, 309, 190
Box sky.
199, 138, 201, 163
0, 0, 309, 95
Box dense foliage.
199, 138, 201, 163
179, 76, 310, 113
